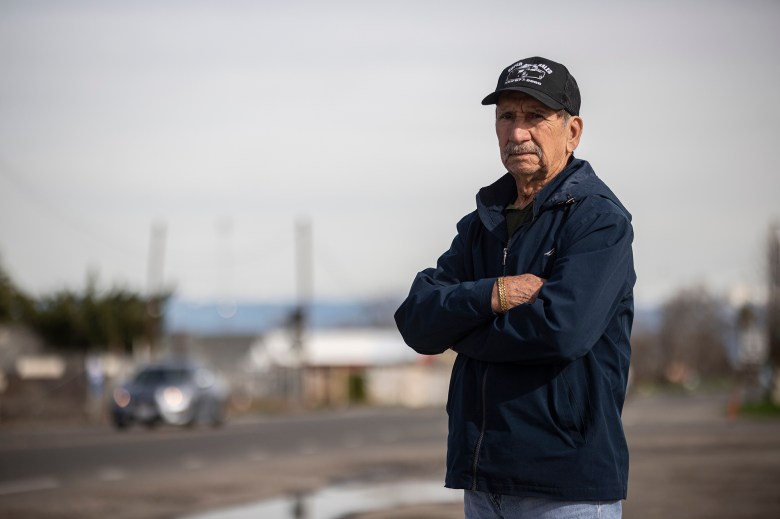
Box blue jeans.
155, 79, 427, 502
464, 490, 622, 519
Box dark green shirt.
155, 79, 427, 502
506, 203, 534, 238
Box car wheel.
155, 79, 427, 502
209, 407, 225, 427
204, 400, 225, 427
112, 416, 130, 430
142, 419, 159, 429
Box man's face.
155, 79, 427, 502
495, 92, 581, 182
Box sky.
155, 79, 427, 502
1, 0, 779, 309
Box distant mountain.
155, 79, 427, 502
163, 297, 403, 337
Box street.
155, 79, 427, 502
0, 407, 446, 486
1, 392, 779, 518
0, 407, 450, 518
622, 392, 780, 519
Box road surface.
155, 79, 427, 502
1, 392, 779, 518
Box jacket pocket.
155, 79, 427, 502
551, 367, 587, 446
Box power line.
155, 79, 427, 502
0, 157, 144, 260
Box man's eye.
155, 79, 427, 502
499, 113, 514, 120
529, 112, 544, 120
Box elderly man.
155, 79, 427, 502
395, 57, 635, 519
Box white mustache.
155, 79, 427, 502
503, 143, 542, 158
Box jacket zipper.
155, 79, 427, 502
472, 243, 509, 489
470, 197, 577, 488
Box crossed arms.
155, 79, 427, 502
394, 208, 634, 365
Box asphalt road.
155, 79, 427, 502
0, 407, 445, 484
1, 393, 779, 519
0, 407, 451, 518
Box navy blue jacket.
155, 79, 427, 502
395, 158, 635, 501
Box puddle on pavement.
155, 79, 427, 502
178, 479, 462, 519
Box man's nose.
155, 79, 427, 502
508, 124, 532, 142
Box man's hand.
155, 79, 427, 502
491, 274, 545, 313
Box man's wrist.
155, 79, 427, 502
497, 277, 509, 313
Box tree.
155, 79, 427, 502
31, 288, 164, 353
1, 255, 169, 353
0, 260, 34, 323
658, 285, 732, 385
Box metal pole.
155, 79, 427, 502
145, 221, 167, 358
768, 222, 780, 403
292, 218, 312, 405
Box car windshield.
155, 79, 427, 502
133, 368, 192, 386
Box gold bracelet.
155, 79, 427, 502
497, 277, 509, 313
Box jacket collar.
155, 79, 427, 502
476, 157, 604, 239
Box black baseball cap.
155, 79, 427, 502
481, 56, 581, 116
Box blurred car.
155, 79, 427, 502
110, 361, 229, 430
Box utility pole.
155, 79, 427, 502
145, 221, 167, 359
215, 217, 236, 320
768, 222, 780, 404
290, 218, 312, 405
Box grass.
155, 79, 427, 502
739, 399, 780, 418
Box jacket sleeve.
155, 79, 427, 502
451, 207, 635, 364
394, 216, 497, 355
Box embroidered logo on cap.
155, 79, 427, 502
505, 62, 553, 87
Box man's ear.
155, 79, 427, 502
567, 116, 583, 154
